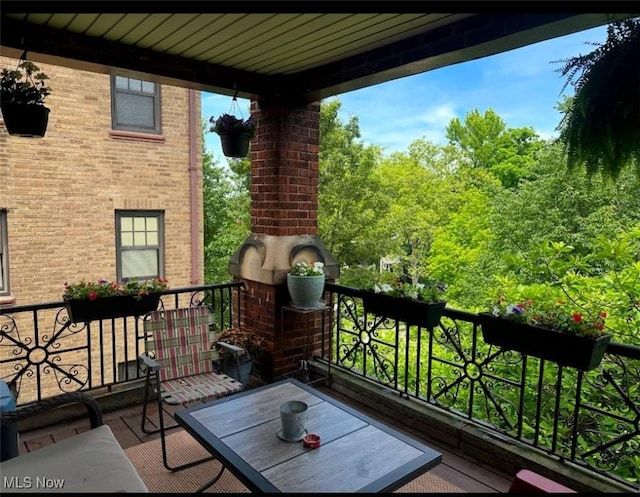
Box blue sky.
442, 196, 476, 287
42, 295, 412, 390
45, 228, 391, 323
202, 25, 607, 163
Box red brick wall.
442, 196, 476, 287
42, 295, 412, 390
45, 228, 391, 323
249, 101, 320, 236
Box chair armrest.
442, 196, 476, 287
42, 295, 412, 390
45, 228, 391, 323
217, 341, 246, 358
0, 391, 103, 429
139, 352, 161, 371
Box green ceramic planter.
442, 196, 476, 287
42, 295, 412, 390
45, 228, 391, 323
286, 274, 325, 309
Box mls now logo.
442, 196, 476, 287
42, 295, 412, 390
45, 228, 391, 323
4, 476, 65, 489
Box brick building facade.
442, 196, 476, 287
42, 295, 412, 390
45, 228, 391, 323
0, 56, 203, 307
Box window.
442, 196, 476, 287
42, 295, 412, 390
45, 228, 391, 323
111, 76, 161, 133
0, 209, 8, 295
116, 211, 164, 282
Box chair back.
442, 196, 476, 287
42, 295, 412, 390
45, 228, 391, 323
143, 307, 221, 382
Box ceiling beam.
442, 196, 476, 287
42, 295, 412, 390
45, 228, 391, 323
287, 13, 625, 100
0, 16, 277, 99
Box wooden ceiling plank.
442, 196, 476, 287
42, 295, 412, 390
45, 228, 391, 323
117, 14, 174, 45
45, 14, 78, 30
151, 14, 229, 52
268, 14, 465, 75
22, 14, 53, 24
246, 14, 435, 74
84, 14, 129, 38
103, 14, 158, 42
243, 13, 381, 73
137, 14, 203, 48
188, 14, 311, 63
219, 13, 357, 71
156, 14, 227, 55
162, 13, 253, 58
65, 13, 101, 34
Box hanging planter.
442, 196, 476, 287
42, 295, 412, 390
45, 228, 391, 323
218, 130, 252, 158
0, 54, 52, 138
209, 90, 255, 158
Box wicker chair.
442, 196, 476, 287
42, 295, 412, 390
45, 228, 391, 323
0, 391, 148, 492
139, 306, 245, 476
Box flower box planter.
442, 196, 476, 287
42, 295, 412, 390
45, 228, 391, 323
361, 291, 446, 328
477, 312, 611, 371
63, 294, 161, 323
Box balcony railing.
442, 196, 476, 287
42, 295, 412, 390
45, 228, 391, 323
2, 282, 638, 490
324, 283, 640, 491
0, 283, 242, 404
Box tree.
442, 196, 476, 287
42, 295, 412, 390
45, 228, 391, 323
318, 99, 387, 265
446, 109, 544, 188
202, 125, 250, 283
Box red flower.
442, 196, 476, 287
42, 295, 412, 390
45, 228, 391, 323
88, 291, 99, 301
571, 313, 583, 323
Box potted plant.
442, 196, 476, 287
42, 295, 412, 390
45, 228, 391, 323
478, 292, 611, 371
340, 265, 448, 328
62, 277, 169, 323
1, 58, 52, 137
209, 112, 256, 158
286, 261, 326, 309
360, 270, 447, 329
554, 17, 640, 177
214, 327, 264, 387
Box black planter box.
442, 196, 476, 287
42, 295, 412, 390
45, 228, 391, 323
361, 291, 446, 328
477, 312, 611, 371
63, 293, 161, 323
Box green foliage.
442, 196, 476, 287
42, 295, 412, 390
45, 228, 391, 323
445, 109, 544, 188
63, 277, 169, 300
318, 99, 388, 264
0, 59, 51, 105
202, 122, 250, 283
555, 17, 640, 178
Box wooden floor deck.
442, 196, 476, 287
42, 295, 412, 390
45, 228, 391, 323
14, 384, 513, 493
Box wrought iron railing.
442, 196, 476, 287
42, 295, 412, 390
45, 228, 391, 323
0, 283, 243, 404
2, 281, 638, 489
325, 283, 640, 490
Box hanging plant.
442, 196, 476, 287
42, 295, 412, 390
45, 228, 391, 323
554, 17, 640, 178
0, 54, 52, 137
209, 92, 255, 158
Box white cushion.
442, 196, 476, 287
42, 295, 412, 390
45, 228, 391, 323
0, 425, 148, 493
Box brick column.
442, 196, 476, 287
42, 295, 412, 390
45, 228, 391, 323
230, 98, 338, 381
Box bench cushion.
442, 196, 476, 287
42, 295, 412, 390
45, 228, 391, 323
0, 425, 148, 493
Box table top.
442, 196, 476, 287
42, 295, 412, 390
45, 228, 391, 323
175, 378, 442, 493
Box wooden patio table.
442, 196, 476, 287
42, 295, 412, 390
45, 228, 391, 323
175, 378, 442, 493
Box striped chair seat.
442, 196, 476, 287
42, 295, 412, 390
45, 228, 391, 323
159, 372, 242, 405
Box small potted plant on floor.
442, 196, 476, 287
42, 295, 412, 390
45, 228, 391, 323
214, 327, 264, 387
287, 261, 326, 309
62, 277, 169, 323
1, 58, 52, 137
209, 112, 256, 158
